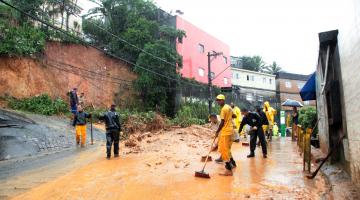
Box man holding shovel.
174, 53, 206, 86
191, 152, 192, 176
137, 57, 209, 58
99, 104, 121, 159
215, 94, 236, 176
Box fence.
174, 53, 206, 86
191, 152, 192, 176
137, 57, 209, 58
293, 125, 312, 172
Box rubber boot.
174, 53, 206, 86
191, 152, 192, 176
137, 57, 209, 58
230, 157, 237, 168
247, 153, 255, 158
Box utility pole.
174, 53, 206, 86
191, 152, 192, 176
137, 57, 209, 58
207, 52, 212, 114
207, 51, 223, 114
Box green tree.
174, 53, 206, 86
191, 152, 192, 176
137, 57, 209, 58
264, 61, 283, 74
10, 0, 44, 25
240, 55, 265, 72
134, 40, 182, 116
83, 0, 186, 116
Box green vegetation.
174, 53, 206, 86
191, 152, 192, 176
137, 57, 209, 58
82, 0, 185, 116
0, 0, 213, 128
0, 0, 83, 56
8, 94, 68, 115
171, 102, 221, 127
299, 107, 317, 134
0, 22, 46, 56
232, 55, 282, 74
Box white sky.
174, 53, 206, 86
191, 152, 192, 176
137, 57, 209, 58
153, 0, 344, 74
79, 0, 344, 74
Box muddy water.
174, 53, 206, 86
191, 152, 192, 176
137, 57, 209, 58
10, 134, 329, 200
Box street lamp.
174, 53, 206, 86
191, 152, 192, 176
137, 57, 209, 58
208, 51, 223, 114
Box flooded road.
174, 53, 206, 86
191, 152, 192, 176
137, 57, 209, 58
3, 126, 330, 200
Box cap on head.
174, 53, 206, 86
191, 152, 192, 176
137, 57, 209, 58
216, 94, 225, 101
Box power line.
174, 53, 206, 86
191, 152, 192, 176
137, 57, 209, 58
80, 10, 179, 68
212, 65, 231, 81
0, 0, 207, 89
37, 2, 211, 87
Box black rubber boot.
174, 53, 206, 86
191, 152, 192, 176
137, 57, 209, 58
230, 158, 237, 168
225, 162, 232, 170
247, 154, 255, 158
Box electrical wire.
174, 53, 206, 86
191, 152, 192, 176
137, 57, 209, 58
0, 0, 210, 89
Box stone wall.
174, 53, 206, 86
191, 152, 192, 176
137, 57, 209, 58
0, 42, 137, 108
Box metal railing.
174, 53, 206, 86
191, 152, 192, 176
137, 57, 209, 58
294, 125, 312, 173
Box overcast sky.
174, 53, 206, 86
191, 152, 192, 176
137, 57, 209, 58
79, 0, 344, 75
153, 0, 345, 74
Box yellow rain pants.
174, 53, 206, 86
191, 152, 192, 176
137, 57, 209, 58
75, 125, 87, 145
219, 134, 233, 162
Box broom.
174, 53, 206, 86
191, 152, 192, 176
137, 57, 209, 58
195, 135, 217, 179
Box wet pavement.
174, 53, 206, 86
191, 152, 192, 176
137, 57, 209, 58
5, 135, 330, 200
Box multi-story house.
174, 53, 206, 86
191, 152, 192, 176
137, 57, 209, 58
176, 16, 231, 88
275, 72, 315, 111
231, 67, 276, 109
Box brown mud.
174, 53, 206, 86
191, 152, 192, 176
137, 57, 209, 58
3, 125, 331, 200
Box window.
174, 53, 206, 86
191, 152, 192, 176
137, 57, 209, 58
250, 75, 255, 81
197, 43, 204, 53
285, 81, 292, 88
236, 73, 239, 79
223, 56, 227, 64
269, 79, 272, 85
224, 77, 228, 85
198, 68, 205, 77
247, 75, 249, 81
263, 78, 266, 84
210, 72, 215, 79
297, 82, 305, 89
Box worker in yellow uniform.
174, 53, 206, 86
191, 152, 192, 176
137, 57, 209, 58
72, 105, 91, 147
263, 101, 277, 141
215, 94, 235, 176
230, 102, 241, 142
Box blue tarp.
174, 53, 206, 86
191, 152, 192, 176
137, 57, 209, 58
300, 72, 316, 101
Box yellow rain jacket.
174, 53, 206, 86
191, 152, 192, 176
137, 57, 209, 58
232, 106, 242, 130
263, 101, 277, 128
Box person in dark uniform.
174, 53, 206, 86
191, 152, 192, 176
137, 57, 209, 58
239, 108, 268, 158
69, 88, 79, 114
99, 104, 121, 159
256, 106, 270, 141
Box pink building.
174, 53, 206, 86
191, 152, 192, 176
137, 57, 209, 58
176, 16, 231, 87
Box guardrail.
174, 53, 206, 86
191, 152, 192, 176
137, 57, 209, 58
293, 125, 311, 173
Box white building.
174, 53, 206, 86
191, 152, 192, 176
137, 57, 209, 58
231, 67, 276, 107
